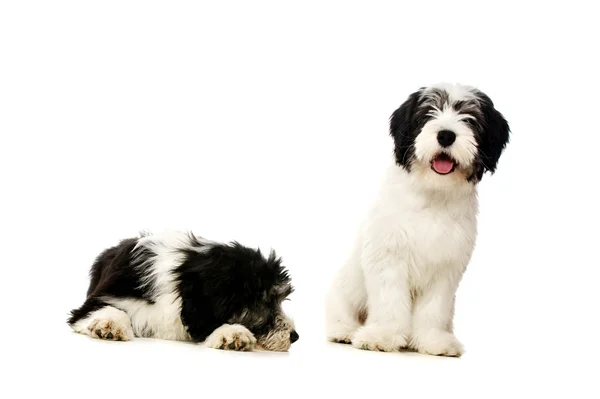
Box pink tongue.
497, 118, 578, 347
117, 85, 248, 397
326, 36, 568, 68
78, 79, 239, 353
433, 158, 454, 174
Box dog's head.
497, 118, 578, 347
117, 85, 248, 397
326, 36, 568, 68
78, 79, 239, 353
390, 83, 510, 188
222, 245, 298, 351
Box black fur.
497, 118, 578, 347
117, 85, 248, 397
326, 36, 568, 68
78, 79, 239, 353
389, 89, 424, 170
67, 238, 152, 325
68, 232, 294, 345
175, 242, 292, 341
473, 92, 510, 180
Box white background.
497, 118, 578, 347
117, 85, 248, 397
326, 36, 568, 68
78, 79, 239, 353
1, 1, 599, 398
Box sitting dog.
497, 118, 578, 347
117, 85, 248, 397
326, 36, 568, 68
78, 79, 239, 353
68, 230, 298, 351
325, 83, 510, 356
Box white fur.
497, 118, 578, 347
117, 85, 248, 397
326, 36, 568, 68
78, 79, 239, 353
416, 106, 478, 167
103, 297, 191, 341
72, 305, 135, 341
427, 82, 478, 102
325, 161, 477, 356
204, 324, 257, 351
134, 230, 213, 296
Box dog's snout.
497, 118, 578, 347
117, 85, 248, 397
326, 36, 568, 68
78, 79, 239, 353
437, 130, 456, 147
290, 330, 299, 344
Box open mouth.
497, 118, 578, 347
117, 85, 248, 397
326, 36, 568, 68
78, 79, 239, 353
431, 153, 457, 175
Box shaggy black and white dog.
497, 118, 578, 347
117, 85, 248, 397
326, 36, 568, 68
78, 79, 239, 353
68, 230, 298, 351
325, 83, 510, 356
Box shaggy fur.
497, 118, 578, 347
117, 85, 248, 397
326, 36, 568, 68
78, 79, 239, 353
68, 230, 298, 351
325, 83, 510, 356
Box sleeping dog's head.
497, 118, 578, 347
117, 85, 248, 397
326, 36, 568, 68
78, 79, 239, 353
210, 243, 298, 351
390, 83, 510, 188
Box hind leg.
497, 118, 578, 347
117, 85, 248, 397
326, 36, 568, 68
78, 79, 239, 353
70, 303, 134, 341
325, 254, 367, 344
325, 290, 363, 344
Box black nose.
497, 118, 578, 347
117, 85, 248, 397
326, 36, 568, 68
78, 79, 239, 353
437, 130, 456, 147
290, 330, 299, 343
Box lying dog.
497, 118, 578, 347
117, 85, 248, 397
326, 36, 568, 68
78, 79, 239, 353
68, 230, 298, 351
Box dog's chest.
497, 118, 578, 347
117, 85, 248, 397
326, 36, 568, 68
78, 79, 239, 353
405, 207, 476, 270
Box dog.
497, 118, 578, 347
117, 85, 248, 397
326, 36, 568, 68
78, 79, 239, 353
68, 230, 299, 351
325, 83, 510, 356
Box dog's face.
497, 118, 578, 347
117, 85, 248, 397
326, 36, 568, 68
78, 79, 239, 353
226, 249, 298, 352
252, 297, 297, 352
390, 83, 510, 188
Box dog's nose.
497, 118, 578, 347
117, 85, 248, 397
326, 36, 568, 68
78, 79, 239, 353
290, 330, 299, 343
437, 130, 456, 147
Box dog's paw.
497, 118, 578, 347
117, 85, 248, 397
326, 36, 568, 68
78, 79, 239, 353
351, 325, 408, 352
205, 324, 256, 351
326, 326, 355, 344
413, 330, 464, 357
87, 318, 133, 341
330, 336, 352, 344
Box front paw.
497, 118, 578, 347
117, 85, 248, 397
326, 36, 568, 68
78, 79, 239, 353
205, 324, 257, 351
413, 330, 464, 357
87, 318, 133, 341
351, 325, 408, 352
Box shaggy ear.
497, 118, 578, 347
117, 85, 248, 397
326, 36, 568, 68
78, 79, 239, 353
389, 89, 422, 169
266, 249, 293, 299
477, 93, 510, 174
271, 281, 293, 300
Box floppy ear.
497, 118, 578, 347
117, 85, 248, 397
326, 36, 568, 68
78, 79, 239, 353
389, 90, 422, 169
477, 93, 510, 174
